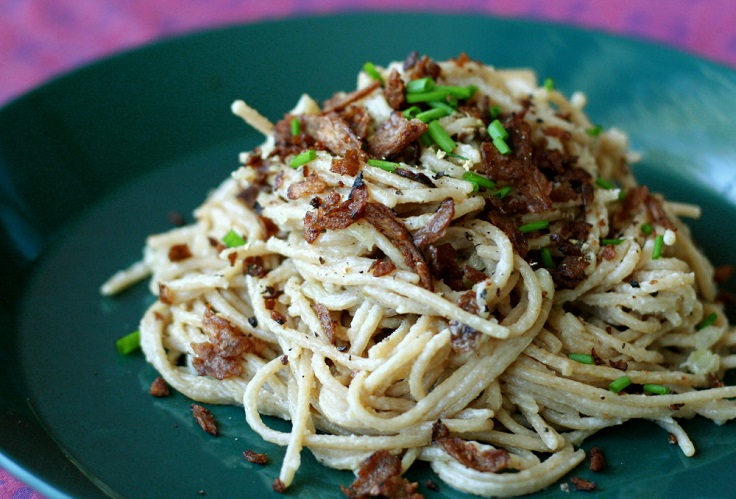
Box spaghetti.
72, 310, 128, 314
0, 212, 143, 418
103, 53, 736, 496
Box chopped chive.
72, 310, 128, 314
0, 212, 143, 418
643, 383, 671, 395
494, 185, 512, 199
640, 223, 654, 235
367, 158, 398, 173
519, 220, 549, 234
428, 100, 456, 114
609, 375, 632, 393
434, 84, 477, 99
543, 77, 555, 90
419, 131, 432, 147
540, 247, 555, 269
427, 120, 456, 153
489, 104, 501, 118
595, 178, 616, 190
290, 149, 317, 168
415, 107, 450, 123
402, 105, 422, 119
568, 353, 594, 364
487, 119, 509, 140
290, 117, 300, 136
406, 77, 435, 93
586, 125, 603, 137
462, 171, 496, 190
651, 234, 664, 260
405, 89, 453, 104
696, 312, 718, 330
223, 229, 246, 248
446, 152, 469, 161
601, 238, 624, 245
362, 62, 384, 83
492, 137, 512, 155
116, 330, 141, 355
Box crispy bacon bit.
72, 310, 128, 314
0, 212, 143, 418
570, 476, 597, 492
385, 69, 406, 110
707, 373, 726, 388
614, 185, 648, 230
425, 479, 440, 492
149, 376, 170, 397
668, 433, 678, 445
600, 244, 617, 261
271, 310, 287, 325
560, 221, 593, 242
302, 113, 363, 157
608, 358, 628, 371
243, 450, 269, 464
408, 55, 441, 80
304, 177, 369, 243
464, 266, 488, 284
590, 349, 605, 366
272, 478, 286, 494
287, 171, 328, 200
258, 214, 280, 240
192, 342, 243, 379
403, 51, 419, 70
426, 243, 465, 291
487, 212, 528, 258
449, 322, 480, 353
201, 308, 252, 356
342, 105, 372, 140
714, 264, 734, 283
313, 303, 338, 344
227, 252, 238, 266
432, 420, 510, 473
589, 447, 605, 472
244, 256, 268, 277
646, 192, 676, 231
364, 202, 433, 291
158, 283, 173, 304
191, 404, 218, 436
331, 149, 363, 177
413, 198, 455, 248
322, 80, 381, 114
395, 167, 436, 187
454, 52, 471, 67
548, 233, 589, 289
341, 450, 422, 499
280, 355, 289, 365
457, 291, 479, 313
367, 112, 428, 159
369, 258, 397, 277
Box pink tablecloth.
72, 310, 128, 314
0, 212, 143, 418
2, 0, 736, 497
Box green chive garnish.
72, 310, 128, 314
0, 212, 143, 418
640, 223, 654, 235
601, 238, 624, 245
494, 186, 512, 199
595, 178, 616, 190
290, 149, 317, 168
367, 158, 398, 173
609, 375, 632, 393
519, 220, 549, 234
223, 229, 246, 248
290, 117, 300, 136
568, 353, 594, 364
696, 312, 718, 330
415, 107, 450, 123
428, 100, 456, 114
116, 330, 141, 355
434, 84, 477, 99
406, 77, 435, 93
427, 120, 456, 153
543, 77, 555, 90
402, 105, 422, 119
643, 383, 670, 395
586, 125, 603, 137
363, 62, 384, 83
462, 171, 496, 191
405, 89, 454, 104
489, 105, 501, 118
492, 137, 511, 155
488, 119, 509, 141
652, 234, 664, 260
541, 247, 555, 269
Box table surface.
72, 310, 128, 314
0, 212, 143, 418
2, 1, 735, 497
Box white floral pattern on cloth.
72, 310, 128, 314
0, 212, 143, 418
2, 0, 736, 496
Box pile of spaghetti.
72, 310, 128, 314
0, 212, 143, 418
103, 53, 736, 496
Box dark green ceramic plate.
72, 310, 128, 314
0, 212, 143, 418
3, 12, 736, 499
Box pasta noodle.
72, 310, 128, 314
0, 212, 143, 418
104, 53, 736, 496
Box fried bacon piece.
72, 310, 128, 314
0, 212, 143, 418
425, 243, 465, 291
243, 449, 269, 465
570, 476, 597, 491
369, 258, 397, 277
646, 191, 676, 231
432, 420, 510, 472
191, 404, 218, 436
412, 198, 455, 248
322, 80, 381, 114
149, 376, 170, 397
487, 212, 528, 258
364, 202, 433, 291
287, 171, 328, 200
313, 303, 338, 344
168, 243, 192, 262
589, 447, 605, 472
341, 450, 422, 499
406, 54, 441, 80
303, 176, 369, 243
331, 148, 363, 177
385, 68, 406, 110
548, 233, 590, 289
302, 113, 363, 157
367, 112, 427, 159
614, 185, 675, 231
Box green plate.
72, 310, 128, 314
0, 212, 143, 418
2, 13, 736, 498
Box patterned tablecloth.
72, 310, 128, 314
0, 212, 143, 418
2, 0, 735, 497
